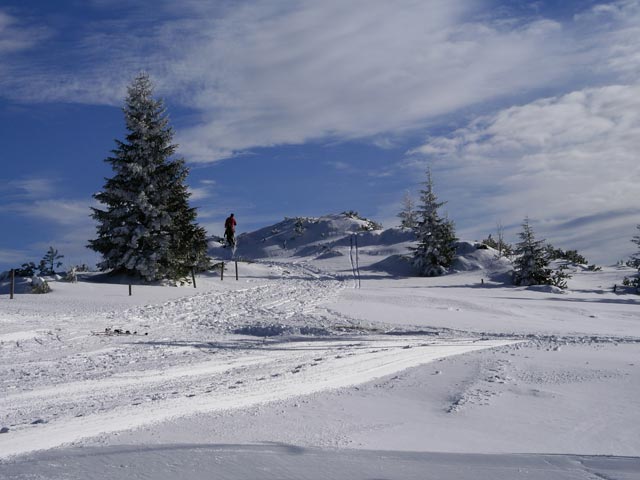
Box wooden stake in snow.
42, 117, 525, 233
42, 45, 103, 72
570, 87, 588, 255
355, 235, 361, 289
221, 262, 224, 281
235, 261, 238, 281
10, 269, 15, 299
349, 235, 361, 289
191, 267, 197, 288
128, 284, 132, 296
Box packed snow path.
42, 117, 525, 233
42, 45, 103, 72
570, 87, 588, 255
0, 262, 516, 458
0, 335, 513, 458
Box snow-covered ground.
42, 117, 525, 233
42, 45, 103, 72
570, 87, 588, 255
1, 215, 639, 479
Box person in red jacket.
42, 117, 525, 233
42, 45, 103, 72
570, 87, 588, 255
224, 213, 236, 247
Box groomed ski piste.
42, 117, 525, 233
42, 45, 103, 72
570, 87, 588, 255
1, 215, 639, 479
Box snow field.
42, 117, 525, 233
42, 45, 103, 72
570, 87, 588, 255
0, 260, 516, 459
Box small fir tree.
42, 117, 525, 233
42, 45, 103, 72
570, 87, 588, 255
39, 246, 64, 275
89, 72, 208, 281
398, 191, 418, 230
411, 168, 457, 276
512, 217, 552, 286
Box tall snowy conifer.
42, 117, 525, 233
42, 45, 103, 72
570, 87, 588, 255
411, 168, 457, 276
512, 217, 551, 286
89, 73, 208, 281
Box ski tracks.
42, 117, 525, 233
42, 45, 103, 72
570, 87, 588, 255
113, 263, 346, 333
0, 261, 518, 459
0, 336, 515, 459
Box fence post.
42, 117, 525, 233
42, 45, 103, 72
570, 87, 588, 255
221, 262, 224, 281
10, 269, 15, 299
128, 284, 132, 296
191, 267, 197, 288
355, 235, 361, 289
235, 261, 238, 281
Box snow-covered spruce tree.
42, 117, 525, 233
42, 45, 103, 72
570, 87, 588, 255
398, 190, 418, 230
411, 168, 457, 276
89, 73, 208, 281
512, 217, 552, 286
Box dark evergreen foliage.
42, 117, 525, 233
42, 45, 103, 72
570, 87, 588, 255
513, 218, 550, 286
411, 168, 457, 276
513, 218, 572, 288
631, 225, 640, 271
15, 262, 37, 277
88, 73, 208, 281
545, 245, 588, 265
39, 246, 64, 275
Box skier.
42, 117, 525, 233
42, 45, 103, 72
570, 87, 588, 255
224, 213, 236, 247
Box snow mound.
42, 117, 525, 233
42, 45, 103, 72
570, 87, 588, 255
0, 274, 51, 295
366, 255, 414, 276
452, 242, 513, 278
526, 284, 567, 294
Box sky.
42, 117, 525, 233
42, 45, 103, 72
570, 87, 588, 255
0, 0, 639, 271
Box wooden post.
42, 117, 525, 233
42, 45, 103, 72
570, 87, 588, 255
235, 261, 238, 281
191, 267, 197, 288
128, 284, 132, 296
221, 262, 224, 281
10, 269, 15, 299
349, 236, 357, 283
355, 235, 361, 289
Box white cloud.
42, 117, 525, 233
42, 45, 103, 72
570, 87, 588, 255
574, 0, 640, 81
188, 186, 213, 201
2, 1, 639, 163
170, 1, 577, 161
0, 199, 93, 226
0, 0, 593, 160
411, 83, 640, 264
0, 10, 49, 55
1, 177, 57, 199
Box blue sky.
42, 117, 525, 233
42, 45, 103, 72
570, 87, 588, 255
1, 0, 639, 270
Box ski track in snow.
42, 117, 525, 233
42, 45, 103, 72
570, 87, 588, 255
0, 262, 517, 459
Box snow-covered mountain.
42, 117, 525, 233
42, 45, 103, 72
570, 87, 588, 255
209, 212, 513, 280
